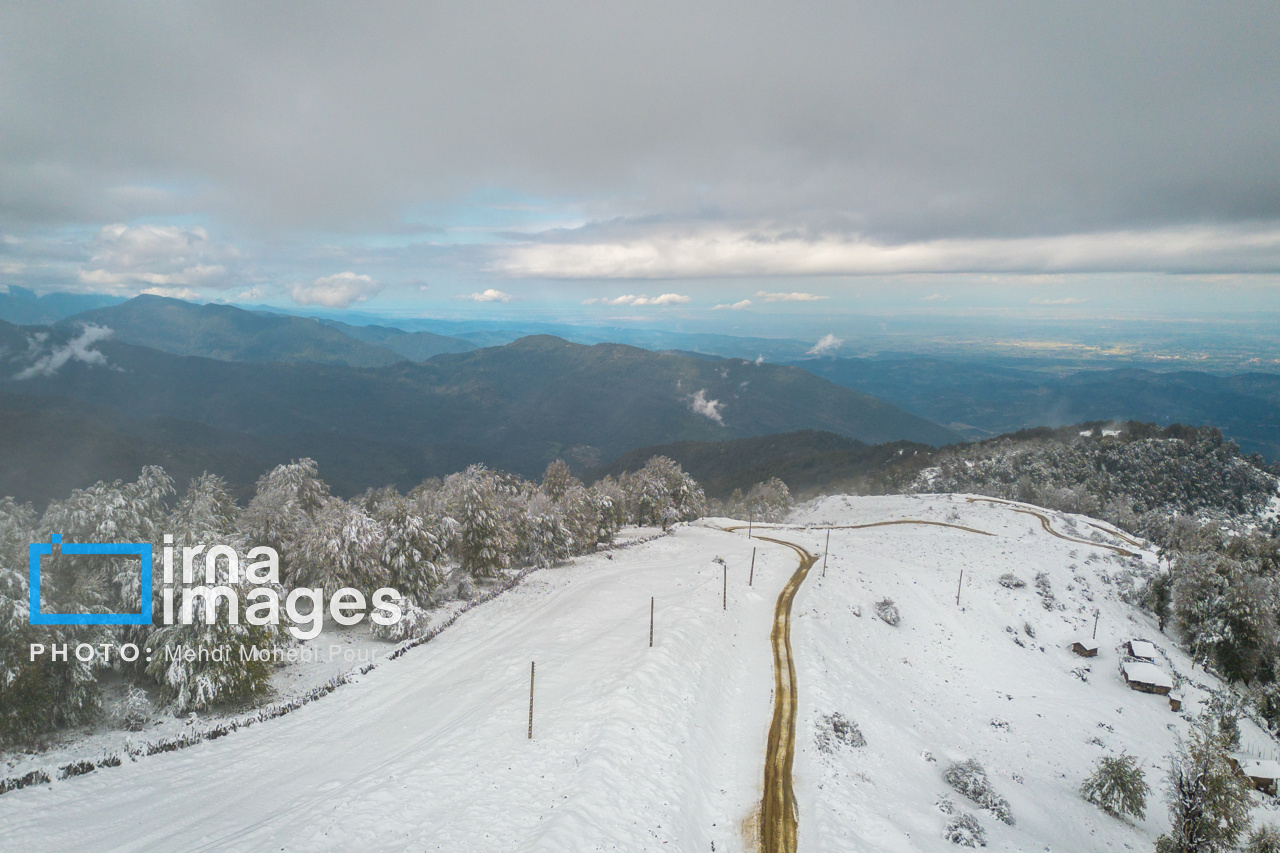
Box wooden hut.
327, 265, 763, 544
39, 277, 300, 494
1120, 660, 1173, 695
1070, 639, 1099, 658
1231, 757, 1280, 796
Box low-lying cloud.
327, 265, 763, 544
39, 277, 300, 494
14, 324, 112, 380
806, 333, 843, 356
687, 388, 724, 425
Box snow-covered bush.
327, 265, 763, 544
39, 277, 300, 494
875, 598, 900, 626
815, 712, 866, 753
944, 812, 987, 847
1081, 753, 1148, 819
1247, 826, 1280, 853
997, 573, 1025, 589
944, 759, 1014, 825
118, 685, 152, 731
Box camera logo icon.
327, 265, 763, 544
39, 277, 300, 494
29, 535, 153, 625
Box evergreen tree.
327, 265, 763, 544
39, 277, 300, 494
448, 465, 513, 578
540, 459, 578, 502
1080, 753, 1148, 820
238, 458, 330, 581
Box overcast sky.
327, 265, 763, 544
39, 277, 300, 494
1, 2, 1278, 328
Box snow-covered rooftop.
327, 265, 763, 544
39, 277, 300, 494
1121, 660, 1173, 689
1237, 758, 1280, 780
1127, 640, 1157, 661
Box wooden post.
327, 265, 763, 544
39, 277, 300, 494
749, 548, 756, 587
748, 512, 753, 539
527, 661, 535, 739
649, 597, 654, 648
822, 529, 831, 577
955, 569, 963, 606
1092, 613, 1099, 640
723, 562, 727, 610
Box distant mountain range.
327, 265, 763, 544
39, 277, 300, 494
0, 285, 124, 325
791, 356, 1280, 459
0, 317, 959, 503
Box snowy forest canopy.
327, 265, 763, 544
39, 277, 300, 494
0, 454, 771, 744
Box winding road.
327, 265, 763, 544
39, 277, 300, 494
753, 535, 817, 853
964, 496, 1141, 556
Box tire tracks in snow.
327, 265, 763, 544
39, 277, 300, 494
963, 496, 1142, 556
751, 534, 817, 853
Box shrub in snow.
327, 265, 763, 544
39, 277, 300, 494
1034, 572, 1057, 610
875, 598, 900, 626
118, 685, 153, 731
997, 573, 1025, 589
943, 759, 1014, 825
815, 712, 866, 753
944, 812, 987, 847
1247, 826, 1280, 853
1081, 753, 1148, 820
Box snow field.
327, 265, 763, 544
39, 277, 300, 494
786, 494, 1280, 852
0, 525, 794, 852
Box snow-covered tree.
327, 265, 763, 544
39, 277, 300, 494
364, 489, 446, 603
540, 459, 578, 502
238, 458, 330, 579
38, 466, 174, 613
145, 473, 285, 713
1156, 716, 1252, 853
291, 497, 387, 592
447, 465, 514, 579
620, 456, 706, 526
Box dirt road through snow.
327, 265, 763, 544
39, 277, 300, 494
753, 535, 817, 853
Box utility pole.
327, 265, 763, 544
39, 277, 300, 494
749, 548, 756, 587
822, 529, 831, 577
723, 562, 727, 610
1092, 612, 1099, 640
955, 569, 964, 606
650, 597, 655, 648
748, 512, 753, 539
527, 661, 535, 739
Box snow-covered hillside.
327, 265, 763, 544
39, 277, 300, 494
2, 494, 1278, 851
785, 494, 1280, 851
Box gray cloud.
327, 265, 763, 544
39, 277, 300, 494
0, 3, 1277, 280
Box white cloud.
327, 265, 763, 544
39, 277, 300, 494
921, 292, 947, 301
589, 293, 690, 306
494, 225, 1280, 278
77, 224, 237, 292
713, 299, 752, 310
1030, 296, 1088, 305
461, 288, 514, 303
756, 290, 827, 302
687, 389, 724, 425
806, 333, 843, 356
289, 272, 381, 308
14, 324, 113, 380
634, 293, 689, 306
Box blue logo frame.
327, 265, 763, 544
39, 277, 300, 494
29, 535, 153, 625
